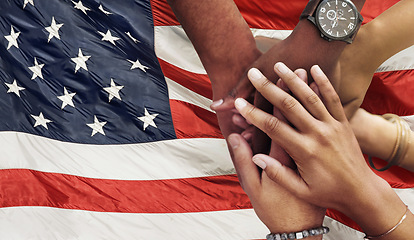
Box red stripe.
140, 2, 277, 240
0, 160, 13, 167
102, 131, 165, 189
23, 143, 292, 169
170, 100, 223, 139
0, 169, 251, 213
360, 0, 401, 23
326, 209, 362, 232
151, 0, 180, 26
159, 58, 213, 99
361, 70, 414, 116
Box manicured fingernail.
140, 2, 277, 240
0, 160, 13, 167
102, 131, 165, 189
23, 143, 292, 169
210, 99, 223, 109
234, 98, 247, 109
248, 68, 263, 81
275, 62, 289, 74
227, 135, 239, 149
252, 156, 267, 169
313, 65, 323, 76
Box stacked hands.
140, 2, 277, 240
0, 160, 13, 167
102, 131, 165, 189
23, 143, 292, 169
222, 63, 409, 238
167, 0, 414, 238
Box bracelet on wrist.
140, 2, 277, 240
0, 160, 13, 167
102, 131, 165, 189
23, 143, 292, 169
368, 114, 411, 171
266, 226, 329, 240
364, 205, 409, 239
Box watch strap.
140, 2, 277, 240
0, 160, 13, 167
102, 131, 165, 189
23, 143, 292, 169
300, 0, 321, 20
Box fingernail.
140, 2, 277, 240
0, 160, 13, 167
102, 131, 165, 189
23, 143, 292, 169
241, 132, 252, 141
210, 99, 223, 109
275, 62, 289, 74
227, 135, 239, 149
313, 65, 323, 76
234, 98, 247, 109
252, 156, 267, 169
248, 68, 263, 81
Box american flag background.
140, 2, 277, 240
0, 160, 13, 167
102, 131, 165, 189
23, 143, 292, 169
0, 0, 413, 239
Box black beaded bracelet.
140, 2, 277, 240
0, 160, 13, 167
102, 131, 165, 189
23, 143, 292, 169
266, 226, 329, 240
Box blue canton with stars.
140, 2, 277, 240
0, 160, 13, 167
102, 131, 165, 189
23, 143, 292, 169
0, 0, 176, 144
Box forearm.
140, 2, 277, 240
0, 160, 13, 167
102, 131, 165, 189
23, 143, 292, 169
166, 0, 261, 100
364, 0, 414, 72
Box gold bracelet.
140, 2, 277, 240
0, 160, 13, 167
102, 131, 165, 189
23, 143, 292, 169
368, 114, 411, 171
364, 206, 409, 239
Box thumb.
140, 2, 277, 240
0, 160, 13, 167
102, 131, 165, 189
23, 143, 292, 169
210, 75, 255, 111
252, 154, 310, 199
227, 134, 260, 194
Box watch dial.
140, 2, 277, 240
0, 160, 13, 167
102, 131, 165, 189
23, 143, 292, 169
316, 0, 358, 39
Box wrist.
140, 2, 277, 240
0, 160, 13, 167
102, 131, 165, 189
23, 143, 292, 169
341, 174, 407, 236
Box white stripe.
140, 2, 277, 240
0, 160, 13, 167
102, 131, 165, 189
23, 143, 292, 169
376, 45, 414, 72
166, 77, 214, 112
251, 28, 292, 40
2, 188, 412, 240
0, 132, 234, 180
401, 115, 414, 132
154, 25, 206, 75
0, 207, 268, 240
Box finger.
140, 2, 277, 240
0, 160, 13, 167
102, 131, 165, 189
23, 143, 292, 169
246, 68, 317, 132
232, 114, 250, 129
241, 126, 254, 143
310, 82, 321, 99
210, 97, 235, 111
211, 75, 255, 111
310, 65, 347, 122
234, 98, 302, 150
270, 107, 296, 169
252, 154, 310, 200
294, 68, 308, 85
273, 63, 329, 121
252, 91, 272, 155
227, 134, 261, 195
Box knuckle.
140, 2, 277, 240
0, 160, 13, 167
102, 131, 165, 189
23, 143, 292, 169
281, 96, 297, 111
257, 77, 273, 90
265, 166, 283, 182
263, 115, 281, 134
305, 93, 320, 105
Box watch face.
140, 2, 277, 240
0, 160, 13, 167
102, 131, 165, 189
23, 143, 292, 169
315, 0, 359, 40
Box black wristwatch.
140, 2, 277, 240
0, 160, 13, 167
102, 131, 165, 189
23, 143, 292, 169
300, 0, 363, 43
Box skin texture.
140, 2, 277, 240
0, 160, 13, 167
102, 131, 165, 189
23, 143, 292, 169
252, 0, 414, 172
232, 63, 414, 239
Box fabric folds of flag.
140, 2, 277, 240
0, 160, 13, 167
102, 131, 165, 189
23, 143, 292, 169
0, 0, 413, 239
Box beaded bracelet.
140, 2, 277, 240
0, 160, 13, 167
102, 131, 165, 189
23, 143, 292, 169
266, 226, 329, 240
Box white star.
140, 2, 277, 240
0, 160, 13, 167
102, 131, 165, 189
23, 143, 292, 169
98, 4, 112, 15
57, 87, 76, 109
28, 57, 45, 80
5, 80, 25, 97
4, 26, 21, 50
72, 1, 90, 15
98, 30, 120, 45
128, 59, 149, 72
31, 112, 52, 130
126, 32, 139, 43
87, 115, 107, 136
137, 108, 158, 131
23, 0, 34, 9
45, 17, 64, 43
103, 78, 124, 102
71, 48, 91, 73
